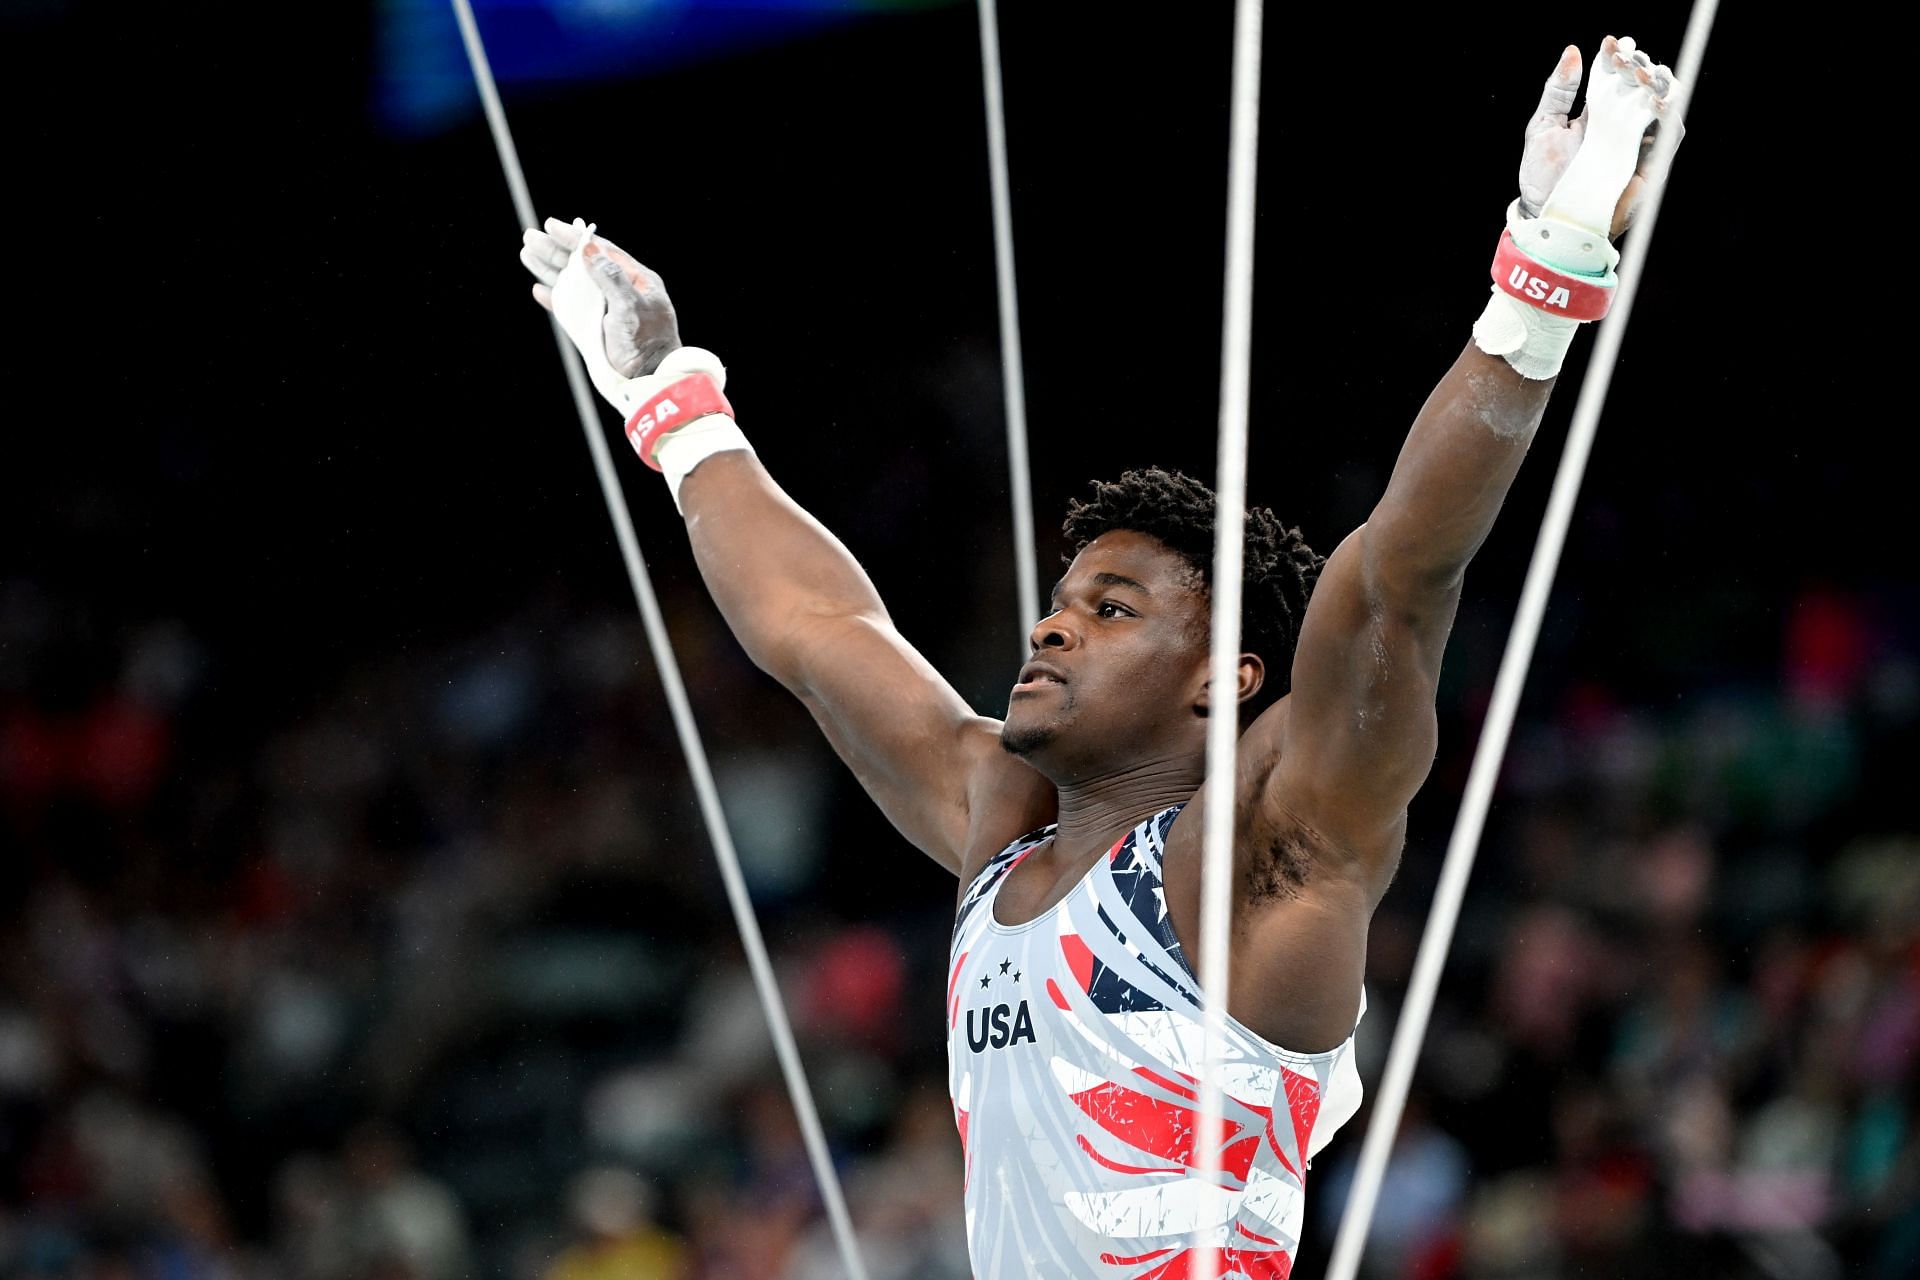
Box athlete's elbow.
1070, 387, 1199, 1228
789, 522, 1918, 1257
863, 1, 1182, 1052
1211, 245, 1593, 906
777, 607, 893, 699
1360, 535, 1474, 625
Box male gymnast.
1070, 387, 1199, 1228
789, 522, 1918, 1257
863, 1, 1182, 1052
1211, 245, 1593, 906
515, 34, 1682, 1279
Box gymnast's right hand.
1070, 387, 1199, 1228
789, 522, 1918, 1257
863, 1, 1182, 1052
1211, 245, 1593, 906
519, 218, 682, 385
517, 217, 740, 504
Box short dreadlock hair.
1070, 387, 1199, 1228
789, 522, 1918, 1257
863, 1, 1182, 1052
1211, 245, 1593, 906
1061, 466, 1324, 715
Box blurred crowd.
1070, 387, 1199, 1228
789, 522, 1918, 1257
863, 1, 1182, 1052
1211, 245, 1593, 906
1309, 586, 1920, 1279
2, 566, 1916, 1280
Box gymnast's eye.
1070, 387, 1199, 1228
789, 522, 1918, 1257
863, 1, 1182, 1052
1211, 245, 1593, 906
1097, 600, 1133, 618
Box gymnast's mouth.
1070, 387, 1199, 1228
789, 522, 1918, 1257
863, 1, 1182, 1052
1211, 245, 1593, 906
1013, 660, 1067, 692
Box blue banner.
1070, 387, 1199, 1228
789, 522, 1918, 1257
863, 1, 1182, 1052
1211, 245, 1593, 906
379, 0, 953, 134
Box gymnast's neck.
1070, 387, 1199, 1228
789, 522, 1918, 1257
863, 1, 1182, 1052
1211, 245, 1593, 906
1041, 751, 1201, 864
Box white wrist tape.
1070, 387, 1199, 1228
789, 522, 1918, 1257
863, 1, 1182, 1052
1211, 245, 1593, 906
654, 416, 753, 511
1473, 290, 1580, 380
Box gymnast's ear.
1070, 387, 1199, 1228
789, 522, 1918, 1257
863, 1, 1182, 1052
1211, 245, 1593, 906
1193, 652, 1264, 716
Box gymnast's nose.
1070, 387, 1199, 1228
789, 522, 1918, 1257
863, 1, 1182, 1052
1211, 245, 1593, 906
1029, 608, 1079, 654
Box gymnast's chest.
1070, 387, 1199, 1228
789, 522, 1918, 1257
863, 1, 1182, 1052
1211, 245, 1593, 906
948, 928, 1058, 1060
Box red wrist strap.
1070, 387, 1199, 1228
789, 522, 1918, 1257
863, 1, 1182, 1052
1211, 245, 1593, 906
626, 374, 735, 471
1490, 229, 1614, 321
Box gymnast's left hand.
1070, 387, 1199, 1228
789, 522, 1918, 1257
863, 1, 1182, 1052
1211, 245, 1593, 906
1517, 38, 1685, 238
519, 218, 682, 378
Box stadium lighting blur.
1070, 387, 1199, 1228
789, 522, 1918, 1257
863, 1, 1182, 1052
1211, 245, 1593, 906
380, 0, 958, 133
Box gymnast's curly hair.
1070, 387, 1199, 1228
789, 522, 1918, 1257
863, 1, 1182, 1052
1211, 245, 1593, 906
1062, 466, 1324, 714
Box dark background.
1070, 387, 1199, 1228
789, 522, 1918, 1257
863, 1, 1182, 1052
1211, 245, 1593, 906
4, 2, 1912, 1279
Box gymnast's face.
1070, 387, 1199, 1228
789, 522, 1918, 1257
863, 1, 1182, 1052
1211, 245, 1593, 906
1000, 530, 1215, 778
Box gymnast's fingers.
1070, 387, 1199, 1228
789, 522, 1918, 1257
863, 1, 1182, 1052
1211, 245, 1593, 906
522, 227, 569, 271
519, 244, 561, 288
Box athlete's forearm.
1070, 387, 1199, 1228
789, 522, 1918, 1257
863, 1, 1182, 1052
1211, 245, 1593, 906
676, 450, 892, 694
511, 223, 1006, 859
1356, 39, 1680, 616
1361, 343, 1550, 609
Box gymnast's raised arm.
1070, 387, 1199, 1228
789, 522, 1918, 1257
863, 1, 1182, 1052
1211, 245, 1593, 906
516, 222, 1052, 876
1250, 40, 1683, 889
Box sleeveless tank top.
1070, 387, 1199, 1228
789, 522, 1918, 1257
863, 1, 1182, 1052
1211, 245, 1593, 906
945, 804, 1365, 1280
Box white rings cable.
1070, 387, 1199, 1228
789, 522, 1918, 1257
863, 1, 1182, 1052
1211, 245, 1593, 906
1324, 9, 1721, 1280
975, 0, 1039, 656
1194, 1, 1266, 1272
445, 4, 871, 1277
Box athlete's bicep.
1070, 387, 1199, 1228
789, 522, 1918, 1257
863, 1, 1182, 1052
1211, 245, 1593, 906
1259, 526, 1449, 867
790, 612, 1049, 874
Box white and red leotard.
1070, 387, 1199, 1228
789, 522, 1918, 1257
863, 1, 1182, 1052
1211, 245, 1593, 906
946, 804, 1364, 1280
